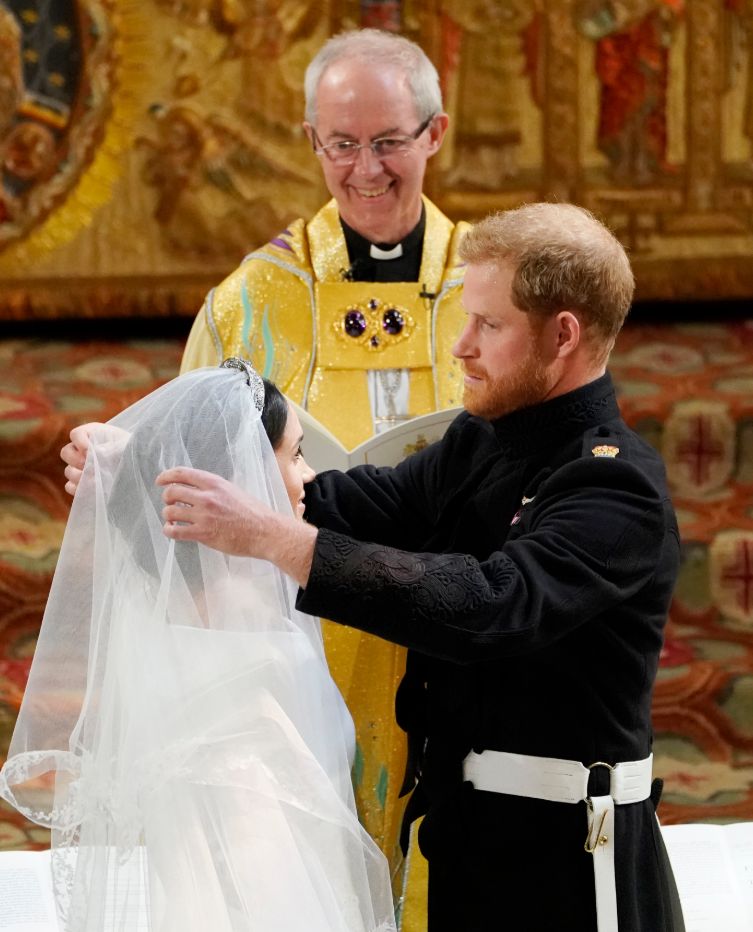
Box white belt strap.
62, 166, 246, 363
587, 793, 617, 931
463, 750, 653, 932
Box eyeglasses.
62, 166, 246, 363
311, 115, 435, 165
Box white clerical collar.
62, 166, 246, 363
369, 242, 403, 260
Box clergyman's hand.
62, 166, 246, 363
61, 422, 102, 497
157, 467, 317, 587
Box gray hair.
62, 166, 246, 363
459, 203, 635, 359
304, 29, 443, 125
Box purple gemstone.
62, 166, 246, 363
370, 335, 380, 347
368, 298, 379, 311
344, 310, 367, 337
382, 308, 404, 335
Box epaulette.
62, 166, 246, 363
582, 424, 624, 460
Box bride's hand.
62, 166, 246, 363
61, 422, 130, 496
61, 422, 102, 496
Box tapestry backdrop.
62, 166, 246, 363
0, 0, 752, 319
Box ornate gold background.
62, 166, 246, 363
1, 0, 752, 319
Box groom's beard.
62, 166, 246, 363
463, 342, 551, 421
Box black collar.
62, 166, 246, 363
490, 373, 620, 458
339, 206, 426, 282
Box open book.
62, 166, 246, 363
0, 850, 57, 932
0, 848, 149, 932
289, 403, 463, 473
661, 822, 753, 931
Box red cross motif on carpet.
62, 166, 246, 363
664, 401, 734, 497
710, 532, 753, 626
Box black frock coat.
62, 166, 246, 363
298, 374, 685, 932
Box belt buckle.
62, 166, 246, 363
584, 761, 614, 854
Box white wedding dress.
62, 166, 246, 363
0, 363, 396, 932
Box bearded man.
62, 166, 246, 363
158, 202, 686, 932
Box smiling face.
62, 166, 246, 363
304, 59, 447, 245
273, 404, 315, 519
453, 261, 555, 420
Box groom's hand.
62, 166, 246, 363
157, 467, 316, 587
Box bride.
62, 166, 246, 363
0, 359, 396, 932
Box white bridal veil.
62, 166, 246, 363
0, 362, 396, 932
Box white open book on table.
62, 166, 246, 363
661, 822, 753, 931
288, 402, 463, 473
0, 847, 149, 932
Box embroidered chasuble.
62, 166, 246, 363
180, 195, 469, 881
181, 197, 468, 447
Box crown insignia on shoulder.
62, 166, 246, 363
592, 444, 619, 458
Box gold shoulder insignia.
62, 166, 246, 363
592, 444, 619, 458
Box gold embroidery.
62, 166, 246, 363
316, 282, 431, 371
331, 298, 415, 353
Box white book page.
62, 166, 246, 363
101, 847, 150, 932
290, 400, 462, 472
352, 407, 462, 468
662, 823, 753, 932
0, 847, 151, 932
726, 822, 753, 916
0, 849, 57, 932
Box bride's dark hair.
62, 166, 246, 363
109, 370, 289, 582
260, 378, 288, 449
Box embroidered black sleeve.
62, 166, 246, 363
297, 528, 520, 662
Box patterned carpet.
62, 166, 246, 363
611, 322, 753, 825
1, 322, 752, 862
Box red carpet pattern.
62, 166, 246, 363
1, 323, 752, 851
611, 322, 753, 825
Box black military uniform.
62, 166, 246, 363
298, 373, 685, 932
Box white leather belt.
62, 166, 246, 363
463, 750, 653, 932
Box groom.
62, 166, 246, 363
156, 202, 686, 932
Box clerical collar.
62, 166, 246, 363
370, 242, 403, 260
340, 207, 426, 283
